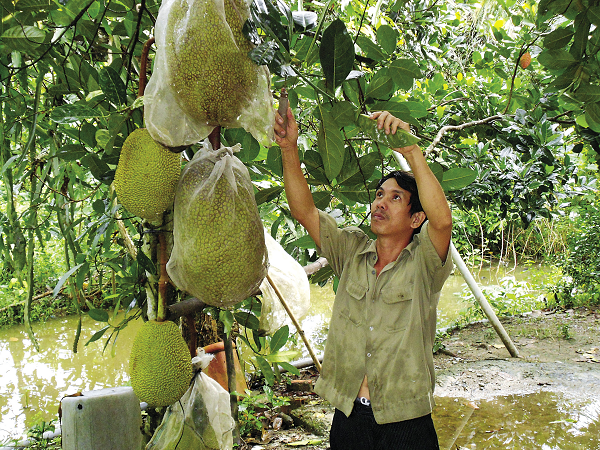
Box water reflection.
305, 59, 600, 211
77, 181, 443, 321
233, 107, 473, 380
0, 316, 140, 442
434, 393, 600, 449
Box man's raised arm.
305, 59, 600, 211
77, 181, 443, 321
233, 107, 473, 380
274, 107, 321, 248
371, 111, 453, 260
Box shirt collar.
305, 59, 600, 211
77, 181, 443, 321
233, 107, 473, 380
358, 232, 421, 260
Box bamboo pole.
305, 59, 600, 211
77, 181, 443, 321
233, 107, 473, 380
266, 273, 322, 373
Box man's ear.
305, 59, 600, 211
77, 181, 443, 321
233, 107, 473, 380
410, 211, 426, 229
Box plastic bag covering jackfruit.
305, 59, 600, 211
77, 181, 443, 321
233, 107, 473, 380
167, 141, 268, 307
146, 349, 235, 450
144, 0, 275, 149
258, 230, 311, 335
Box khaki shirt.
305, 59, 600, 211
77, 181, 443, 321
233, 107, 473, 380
313, 210, 453, 424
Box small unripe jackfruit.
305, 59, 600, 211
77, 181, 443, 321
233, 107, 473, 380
114, 128, 181, 221
129, 320, 193, 407
164, 0, 259, 127
166, 144, 267, 307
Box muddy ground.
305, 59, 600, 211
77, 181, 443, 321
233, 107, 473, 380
240, 306, 600, 449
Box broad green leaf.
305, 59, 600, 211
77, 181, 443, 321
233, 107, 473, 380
312, 191, 331, 209
263, 350, 301, 363
355, 114, 420, 149
376, 24, 398, 54
81, 153, 112, 183
320, 19, 354, 90
278, 361, 301, 376
225, 128, 260, 162
55, 144, 88, 161
270, 325, 289, 352
388, 59, 421, 90
136, 250, 157, 276
570, 13, 590, 59
366, 69, 395, 100
440, 168, 477, 191
429, 162, 444, 183
50, 104, 99, 123
88, 308, 109, 322
267, 145, 283, 176
1, 26, 46, 51
574, 84, 600, 103
317, 108, 345, 181
292, 11, 318, 29
95, 129, 111, 150
53, 263, 84, 297
537, 49, 577, 69
338, 185, 373, 204
589, 6, 600, 26
254, 355, 275, 385
255, 186, 284, 205
356, 35, 386, 61
585, 102, 600, 132
290, 235, 316, 249
85, 326, 110, 345
543, 27, 574, 49
99, 66, 127, 106
331, 101, 356, 128
234, 311, 260, 330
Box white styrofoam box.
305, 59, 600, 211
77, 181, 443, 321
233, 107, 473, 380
61, 386, 142, 450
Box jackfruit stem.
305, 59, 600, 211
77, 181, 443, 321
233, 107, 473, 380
157, 232, 168, 322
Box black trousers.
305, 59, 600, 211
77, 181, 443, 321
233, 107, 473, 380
329, 401, 440, 450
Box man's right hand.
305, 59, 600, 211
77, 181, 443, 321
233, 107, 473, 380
275, 107, 299, 152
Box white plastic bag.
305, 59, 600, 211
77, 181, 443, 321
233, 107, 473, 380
259, 230, 311, 335
146, 350, 235, 450
166, 141, 268, 307
144, 0, 274, 148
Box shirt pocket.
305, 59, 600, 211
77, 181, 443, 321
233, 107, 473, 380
381, 286, 413, 333
339, 279, 367, 326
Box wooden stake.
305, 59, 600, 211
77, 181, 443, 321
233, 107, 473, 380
266, 273, 322, 373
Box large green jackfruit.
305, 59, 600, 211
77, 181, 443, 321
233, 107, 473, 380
129, 320, 193, 407
166, 143, 268, 307
114, 128, 181, 221
164, 0, 259, 127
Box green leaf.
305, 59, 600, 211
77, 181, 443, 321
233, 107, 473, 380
318, 108, 345, 181
537, 49, 577, 69
574, 84, 600, 103
376, 24, 398, 54
356, 35, 386, 61
270, 325, 289, 352
440, 168, 477, 191
267, 145, 283, 176
331, 101, 356, 128
366, 69, 395, 100
234, 311, 261, 330
589, 6, 600, 26
254, 355, 275, 385
53, 263, 84, 297
1, 26, 46, 51
355, 114, 420, 149
388, 59, 421, 90
585, 102, 600, 132
136, 250, 157, 276
88, 308, 109, 322
55, 144, 88, 161
220, 310, 235, 335
263, 350, 301, 363
85, 326, 110, 345
288, 439, 325, 446
320, 19, 355, 90
338, 185, 373, 204
290, 235, 316, 249
278, 361, 301, 376
312, 191, 331, 209
543, 27, 574, 49
81, 153, 112, 182
50, 104, 99, 123
255, 186, 284, 205
225, 128, 260, 162
99, 66, 127, 106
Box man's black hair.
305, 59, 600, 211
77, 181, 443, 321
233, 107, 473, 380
376, 170, 425, 233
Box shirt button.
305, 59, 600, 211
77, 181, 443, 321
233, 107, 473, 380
371, 270, 376, 275
367, 353, 372, 357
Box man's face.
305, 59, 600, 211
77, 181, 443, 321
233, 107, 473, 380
370, 178, 416, 237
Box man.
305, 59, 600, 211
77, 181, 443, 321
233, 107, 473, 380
274, 107, 453, 450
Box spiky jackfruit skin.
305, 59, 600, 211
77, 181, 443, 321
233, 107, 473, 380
129, 320, 193, 407
166, 151, 267, 307
114, 128, 181, 221
165, 0, 258, 127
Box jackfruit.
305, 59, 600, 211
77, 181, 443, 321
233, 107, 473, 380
129, 320, 193, 407
166, 143, 268, 307
164, 0, 259, 127
114, 128, 181, 221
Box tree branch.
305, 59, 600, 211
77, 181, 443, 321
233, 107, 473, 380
425, 115, 504, 156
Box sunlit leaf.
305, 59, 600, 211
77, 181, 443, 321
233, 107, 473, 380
270, 325, 289, 352
318, 107, 345, 181
440, 168, 477, 191
320, 19, 354, 90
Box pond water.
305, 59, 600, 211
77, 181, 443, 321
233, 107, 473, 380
0, 263, 571, 445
